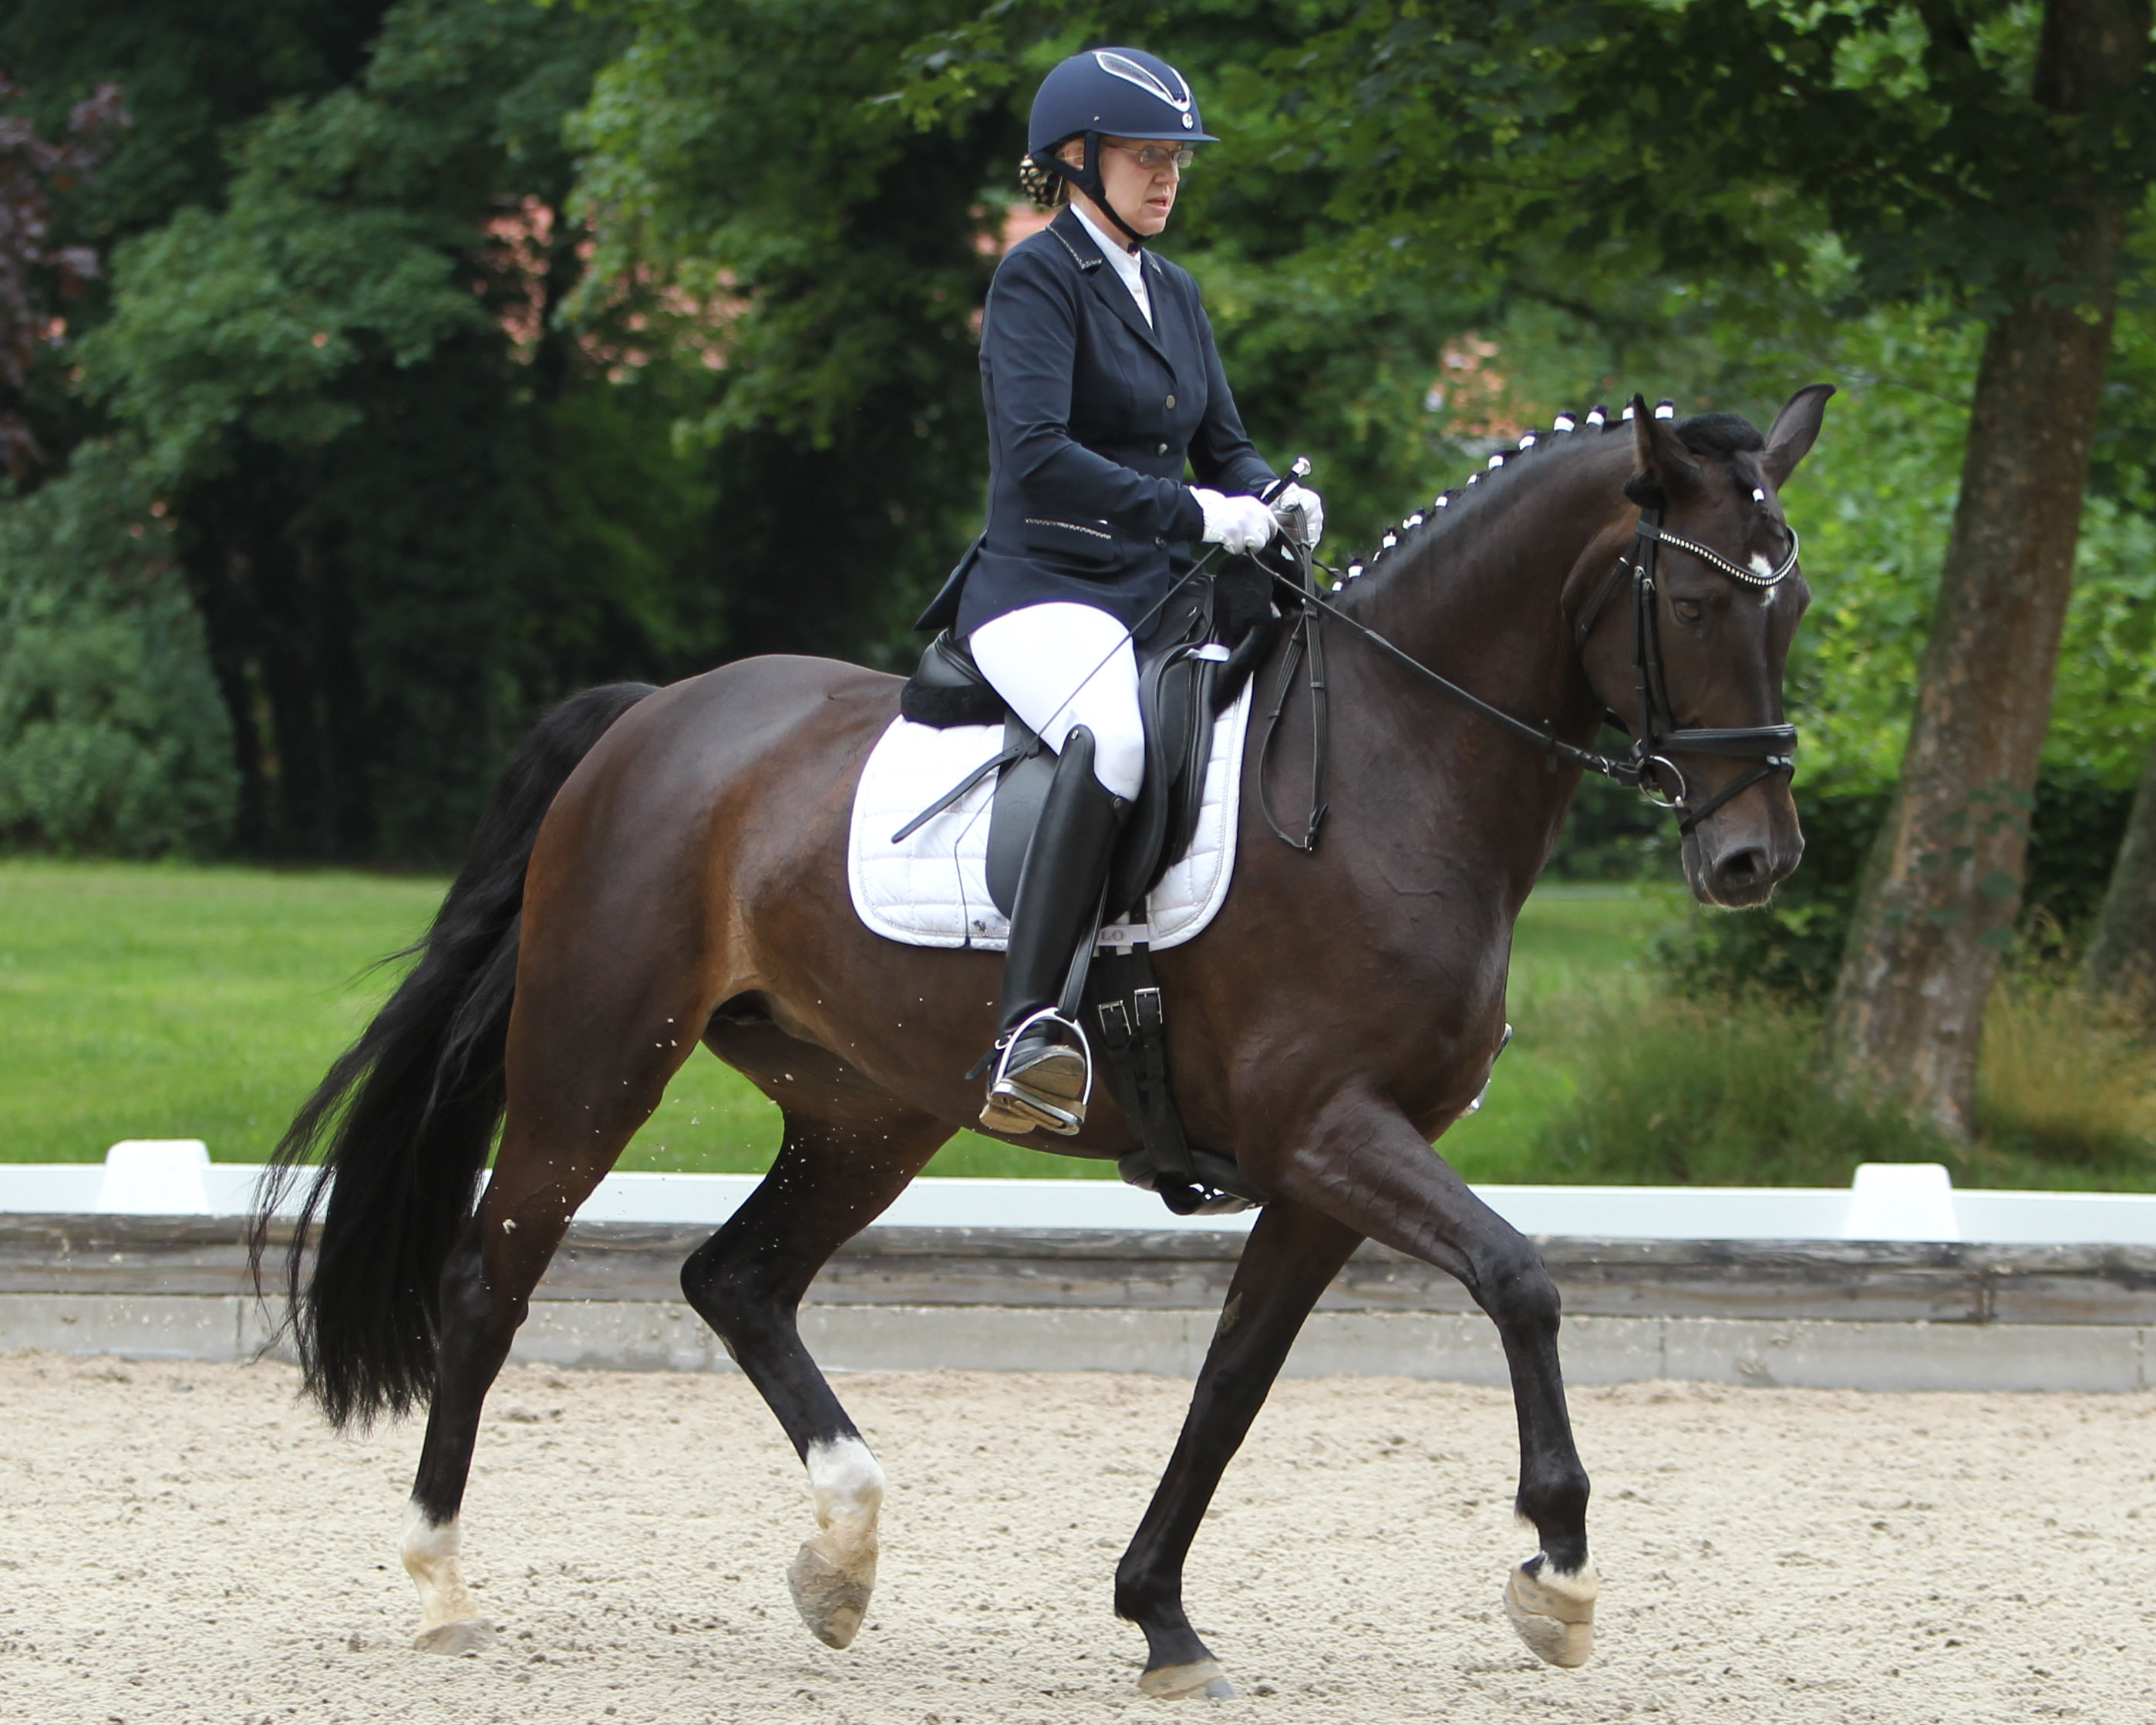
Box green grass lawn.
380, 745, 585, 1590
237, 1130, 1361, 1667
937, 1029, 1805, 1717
0, 860, 1668, 1178
1435, 886, 1673, 1183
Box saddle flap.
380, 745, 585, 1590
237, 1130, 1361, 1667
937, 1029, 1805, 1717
1107, 643, 1218, 917
978, 600, 1230, 925
985, 715, 1053, 918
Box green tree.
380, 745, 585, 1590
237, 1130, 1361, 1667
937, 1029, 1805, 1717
2084, 742, 2156, 1001
63, 0, 728, 860
0, 1, 394, 463
2079, 246, 2156, 1006
1817, 2, 2152, 1137
0, 438, 237, 852
568, 0, 1016, 664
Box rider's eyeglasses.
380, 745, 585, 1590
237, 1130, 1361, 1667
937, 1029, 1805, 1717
1106, 142, 1196, 174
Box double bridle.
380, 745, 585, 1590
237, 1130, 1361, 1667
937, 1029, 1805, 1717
1566, 508, 1800, 834
1257, 494, 1801, 845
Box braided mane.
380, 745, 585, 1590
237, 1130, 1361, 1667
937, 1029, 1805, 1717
1343, 404, 1766, 586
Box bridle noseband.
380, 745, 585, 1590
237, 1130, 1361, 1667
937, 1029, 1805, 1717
1257, 494, 1801, 844
1570, 508, 1800, 834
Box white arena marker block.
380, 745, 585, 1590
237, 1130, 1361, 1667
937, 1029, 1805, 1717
96, 1140, 212, 1215
1844, 1161, 1958, 1242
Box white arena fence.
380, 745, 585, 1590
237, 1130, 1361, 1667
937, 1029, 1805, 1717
5, 1144, 2153, 1391
4, 1138, 2154, 1245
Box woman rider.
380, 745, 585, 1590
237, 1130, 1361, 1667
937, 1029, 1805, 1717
934, 47, 1323, 1137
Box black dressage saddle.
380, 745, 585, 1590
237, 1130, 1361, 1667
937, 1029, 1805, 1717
897, 569, 1272, 921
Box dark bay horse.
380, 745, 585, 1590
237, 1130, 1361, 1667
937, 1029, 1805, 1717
258, 386, 1829, 1697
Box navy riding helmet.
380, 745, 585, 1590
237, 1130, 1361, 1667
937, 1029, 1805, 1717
1022, 48, 1218, 245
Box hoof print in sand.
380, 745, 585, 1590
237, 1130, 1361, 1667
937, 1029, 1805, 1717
413, 1619, 498, 1656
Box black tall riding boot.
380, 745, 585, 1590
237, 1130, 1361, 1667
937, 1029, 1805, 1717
980, 726, 1127, 1136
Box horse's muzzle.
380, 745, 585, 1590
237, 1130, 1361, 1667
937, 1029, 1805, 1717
1686, 797, 1804, 909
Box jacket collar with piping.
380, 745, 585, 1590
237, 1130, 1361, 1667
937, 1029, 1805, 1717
1047, 207, 1174, 370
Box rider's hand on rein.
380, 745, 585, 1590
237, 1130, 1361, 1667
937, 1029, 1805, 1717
1274, 483, 1323, 546
1190, 487, 1281, 556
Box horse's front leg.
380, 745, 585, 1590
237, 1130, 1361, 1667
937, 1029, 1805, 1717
1115, 1196, 1363, 1698
1278, 1087, 1598, 1667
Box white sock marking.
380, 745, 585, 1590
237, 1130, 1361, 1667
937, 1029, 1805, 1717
787, 1437, 886, 1647
804, 1436, 884, 1540
400, 1501, 483, 1632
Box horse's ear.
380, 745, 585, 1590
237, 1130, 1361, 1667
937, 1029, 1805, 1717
1626, 394, 1703, 510
1761, 383, 1835, 487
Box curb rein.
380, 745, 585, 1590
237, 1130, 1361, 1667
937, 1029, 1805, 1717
1257, 506, 1801, 845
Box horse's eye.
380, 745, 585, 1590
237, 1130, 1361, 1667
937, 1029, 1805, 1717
1673, 598, 1704, 623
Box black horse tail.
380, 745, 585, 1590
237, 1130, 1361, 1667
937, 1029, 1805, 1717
250, 682, 657, 1430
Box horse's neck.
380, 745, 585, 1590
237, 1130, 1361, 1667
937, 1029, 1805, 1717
1335, 453, 1622, 896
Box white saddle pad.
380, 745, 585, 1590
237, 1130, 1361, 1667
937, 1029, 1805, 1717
848, 686, 1252, 952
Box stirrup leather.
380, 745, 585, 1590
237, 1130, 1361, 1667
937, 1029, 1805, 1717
981, 1006, 1094, 1136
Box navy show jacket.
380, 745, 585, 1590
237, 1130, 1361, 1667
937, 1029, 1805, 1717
935, 206, 1276, 640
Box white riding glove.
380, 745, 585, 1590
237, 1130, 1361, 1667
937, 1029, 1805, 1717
1189, 487, 1279, 556
1275, 482, 1325, 547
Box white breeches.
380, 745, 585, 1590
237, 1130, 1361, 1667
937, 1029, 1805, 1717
969, 601, 1145, 800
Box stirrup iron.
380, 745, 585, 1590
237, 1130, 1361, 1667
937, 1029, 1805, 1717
980, 1005, 1093, 1136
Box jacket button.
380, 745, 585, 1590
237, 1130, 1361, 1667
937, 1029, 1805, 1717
1164, 394, 1176, 409
1157, 442, 1168, 455
1154, 536, 1165, 547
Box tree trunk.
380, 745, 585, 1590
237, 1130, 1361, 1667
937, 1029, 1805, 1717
1824, 0, 2151, 1137
2082, 736, 2156, 1004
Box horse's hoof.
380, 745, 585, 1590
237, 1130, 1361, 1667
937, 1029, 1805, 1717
1139, 1658, 1235, 1700
787, 1541, 874, 1649
1503, 1555, 1598, 1668
413, 1618, 497, 1656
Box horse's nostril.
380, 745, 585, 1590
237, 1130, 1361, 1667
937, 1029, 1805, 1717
1719, 847, 1766, 887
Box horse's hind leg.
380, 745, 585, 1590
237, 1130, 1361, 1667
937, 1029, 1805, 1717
678, 1052, 949, 1651
400, 930, 712, 1649
400, 1204, 571, 1653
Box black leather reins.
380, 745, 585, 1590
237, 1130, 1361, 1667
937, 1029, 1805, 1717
1258, 504, 1801, 842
